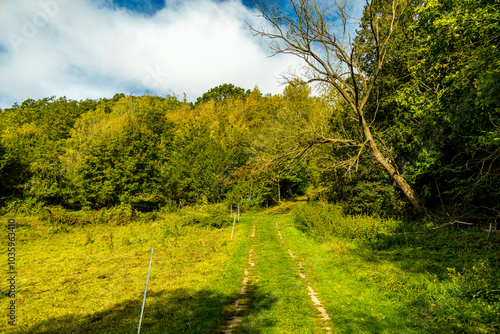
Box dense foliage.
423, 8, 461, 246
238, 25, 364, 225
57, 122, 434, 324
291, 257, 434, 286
351, 0, 500, 221
0, 89, 309, 211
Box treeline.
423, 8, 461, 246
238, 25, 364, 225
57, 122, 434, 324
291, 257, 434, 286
0, 85, 311, 212
1, 0, 499, 224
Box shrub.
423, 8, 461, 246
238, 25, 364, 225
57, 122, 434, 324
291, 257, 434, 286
0, 197, 45, 215
40, 203, 139, 227
43, 206, 88, 226
293, 202, 399, 242
179, 214, 232, 229
95, 204, 137, 225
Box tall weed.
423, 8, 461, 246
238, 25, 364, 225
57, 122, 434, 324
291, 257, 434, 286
405, 264, 500, 332
293, 202, 399, 241
0, 197, 45, 215
42, 204, 138, 226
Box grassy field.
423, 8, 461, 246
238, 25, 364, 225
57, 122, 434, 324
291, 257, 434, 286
289, 202, 500, 333
1, 207, 252, 333
1, 202, 499, 333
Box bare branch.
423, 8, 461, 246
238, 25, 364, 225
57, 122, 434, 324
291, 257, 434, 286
251, 0, 423, 211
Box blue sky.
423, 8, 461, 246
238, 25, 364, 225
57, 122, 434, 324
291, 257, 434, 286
98, 0, 272, 14
0, 0, 363, 109
98, 0, 167, 15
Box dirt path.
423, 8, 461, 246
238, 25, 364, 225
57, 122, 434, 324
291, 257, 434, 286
222, 203, 332, 333
223, 223, 256, 333
275, 221, 332, 333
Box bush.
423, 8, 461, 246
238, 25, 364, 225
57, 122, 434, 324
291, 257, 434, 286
177, 205, 233, 229
200, 212, 233, 229
0, 198, 45, 216
94, 204, 137, 225
40, 203, 139, 227
342, 180, 405, 217
43, 206, 83, 226
197, 214, 233, 229
293, 202, 399, 242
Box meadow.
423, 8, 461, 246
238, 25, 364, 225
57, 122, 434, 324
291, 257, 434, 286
289, 202, 500, 333
1, 204, 251, 333
1, 201, 499, 333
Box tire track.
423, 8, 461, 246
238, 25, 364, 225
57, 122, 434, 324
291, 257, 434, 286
223, 224, 256, 334
222, 202, 303, 333
276, 221, 332, 333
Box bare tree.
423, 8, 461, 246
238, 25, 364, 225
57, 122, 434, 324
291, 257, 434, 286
251, 0, 423, 210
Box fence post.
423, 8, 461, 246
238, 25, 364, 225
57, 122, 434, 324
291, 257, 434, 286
138, 247, 154, 334
231, 216, 236, 241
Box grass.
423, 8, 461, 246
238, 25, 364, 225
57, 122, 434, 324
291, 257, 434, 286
1, 208, 251, 333
235, 208, 322, 333
277, 214, 418, 333
285, 202, 500, 333
2, 201, 499, 333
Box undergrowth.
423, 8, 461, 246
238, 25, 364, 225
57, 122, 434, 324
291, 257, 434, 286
2, 199, 233, 230
293, 201, 398, 242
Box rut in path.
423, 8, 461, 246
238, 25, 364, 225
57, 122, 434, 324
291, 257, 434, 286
276, 221, 332, 333
223, 224, 256, 334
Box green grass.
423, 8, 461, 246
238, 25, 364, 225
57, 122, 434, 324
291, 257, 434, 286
1, 209, 251, 333
235, 208, 322, 333
276, 214, 417, 333
285, 202, 500, 333
2, 201, 499, 333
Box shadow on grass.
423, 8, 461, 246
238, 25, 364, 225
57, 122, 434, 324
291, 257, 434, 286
16, 288, 243, 334
18, 284, 280, 334
359, 226, 500, 333
368, 226, 500, 279
331, 311, 405, 334
229, 283, 279, 334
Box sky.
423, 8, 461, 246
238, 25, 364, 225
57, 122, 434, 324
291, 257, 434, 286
0, 0, 364, 109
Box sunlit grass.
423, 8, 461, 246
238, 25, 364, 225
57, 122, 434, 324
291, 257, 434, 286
2, 202, 498, 333
285, 202, 500, 333
236, 210, 321, 333
1, 209, 252, 333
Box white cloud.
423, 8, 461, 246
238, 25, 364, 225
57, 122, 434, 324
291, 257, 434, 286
0, 0, 300, 108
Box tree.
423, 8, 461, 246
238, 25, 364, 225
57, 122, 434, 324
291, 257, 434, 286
65, 96, 175, 208
406, 0, 500, 216
356, 0, 500, 218
251, 0, 424, 210
195, 83, 251, 105
0, 97, 92, 204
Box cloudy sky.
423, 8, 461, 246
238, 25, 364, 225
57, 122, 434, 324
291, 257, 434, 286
0, 0, 363, 109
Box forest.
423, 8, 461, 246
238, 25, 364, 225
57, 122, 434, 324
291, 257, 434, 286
0, 0, 499, 222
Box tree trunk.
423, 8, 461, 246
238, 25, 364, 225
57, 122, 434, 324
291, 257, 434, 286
361, 117, 423, 211
278, 179, 281, 202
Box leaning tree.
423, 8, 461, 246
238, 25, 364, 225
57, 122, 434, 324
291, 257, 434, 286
251, 0, 423, 211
